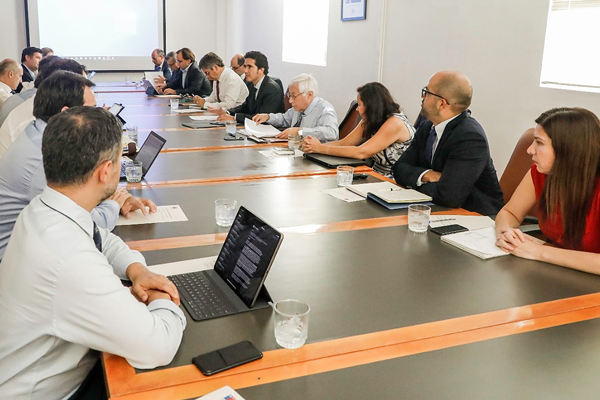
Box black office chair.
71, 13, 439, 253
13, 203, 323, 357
270, 76, 284, 93
338, 100, 362, 140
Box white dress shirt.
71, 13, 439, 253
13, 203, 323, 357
0, 187, 186, 400
0, 81, 12, 108
203, 67, 249, 109
0, 94, 35, 159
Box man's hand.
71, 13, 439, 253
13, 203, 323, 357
301, 135, 321, 153
193, 95, 206, 108
217, 114, 234, 122
163, 88, 176, 95
108, 189, 132, 208
208, 107, 225, 116
252, 114, 269, 124
276, 127, 300, 139
126, 263, 180, 305
421, 170, 442, 183
120, 197, 157, 218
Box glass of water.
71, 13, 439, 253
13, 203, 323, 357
126, 125, 138, 145
273, 299, 310, 349
225, 120, 237, 136
336, 165, 354, 187
125, 160, 143, 183
288, 131, 301, 152
408, 204, 431, 233
215, 198, 237, 227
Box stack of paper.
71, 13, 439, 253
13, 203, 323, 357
244, 118, 280, 138
189, 115, 218, 121
440, 227, 508, 259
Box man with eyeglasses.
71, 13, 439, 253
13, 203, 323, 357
392, 71, 503, 215
230, 53, 246, 79
193, 52, 248, 110
155, 51, 181, 91
162, 48, 211, 96
253, 73, 338, 142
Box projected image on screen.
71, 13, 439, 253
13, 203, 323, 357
26, 0, 165, 71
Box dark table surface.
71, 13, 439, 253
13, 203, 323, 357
238, 317, 600, 399
134, 128, 260, 151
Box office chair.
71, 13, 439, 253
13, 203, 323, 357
338, 100, 362, 140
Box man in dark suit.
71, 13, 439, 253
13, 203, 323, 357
16, 47, 42, 93
392, 71, 503, 215
162, 48, 211, 97
150, 48, 171, 81
215, 51, 284, 123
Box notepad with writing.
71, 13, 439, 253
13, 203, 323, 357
440, 227, 508, 259
347, 182, 432, 203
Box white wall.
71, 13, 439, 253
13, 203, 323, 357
0, 0, 27, 61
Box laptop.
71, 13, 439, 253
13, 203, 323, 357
304, 153, 368, 168
120, 131, 166, 179
169, 206, 283, 321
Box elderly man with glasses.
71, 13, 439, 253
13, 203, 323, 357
253, 73, 338, 142
392, 71, 503, 216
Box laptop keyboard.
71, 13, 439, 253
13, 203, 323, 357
169, 272, 237, 321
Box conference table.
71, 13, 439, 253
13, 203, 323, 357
100, 87, 600, 400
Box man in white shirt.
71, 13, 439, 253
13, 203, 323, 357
194, 52, 248, 110
0, 59, 22, 108
0, 106, 185, 400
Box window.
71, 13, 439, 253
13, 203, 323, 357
540, 0, 600, 93
282, 0, 329, 66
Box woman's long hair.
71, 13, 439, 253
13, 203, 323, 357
536, 107, 600, 249
357, 82, 400, 139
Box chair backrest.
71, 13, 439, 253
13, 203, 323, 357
270, 76, 284, 93
338, 100, 362, 140
500, 128, 535, 206
283, 86, 292, 111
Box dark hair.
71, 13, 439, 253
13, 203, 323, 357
34, 71, 94, 122
357, 82, 400, 138
21, 47, 42, 63
199, 52, 224, 69
244, 50, 269, 75
43, 107, 122, 187
166, 51, 175, 61
34, 58, 85, 88
234, 54, 245, 67
177, 48, 195, 62
41, 47, 54, 57
536, 107, 600, 249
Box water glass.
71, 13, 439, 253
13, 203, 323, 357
273, 299, 310, 349
215, 198, 237, 227
170, 99, 179, 110
225, 120, 237, 136
125, 160, 143, 183
288, 132, 301, 151
408, 204, 431, 233
126, 125, 138, 145
336, 165, 354, 187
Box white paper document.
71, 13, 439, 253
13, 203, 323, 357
324, 187, 365, 202
441, 227, 508, 259
194, 386, 246, 400
189, 115, 218, 121
171, 108, 203, 114
345, 181, 399, 198
155, 94, 181, 98
258, 149, 303, 158
148, 256, 218, 276
430, 215, 496, 231
116, 205, 188, 226
244, 118, 280, 138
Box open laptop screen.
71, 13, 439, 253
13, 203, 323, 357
135, 131, 166, 175
214, 207, 283, 308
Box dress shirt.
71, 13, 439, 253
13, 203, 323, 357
0, 186, 186, 400
0, 118, 119, 259
416, 113, 459, 186
0, 94, 35, 159
0, 81, 12, 108
181, 63, 191, 89
203, 67, 248, 109
254, 76, 265, 99
267, 96, 339, 142
0, 87, 35, 128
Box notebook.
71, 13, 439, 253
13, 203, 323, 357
440, 227, 509, 259
303, 153, 368, 168
120, 131, 166, 179
170, 207, 284, 321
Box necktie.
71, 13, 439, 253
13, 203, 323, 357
424, 125, 437, 165
154, 65, 160, 71
293, 112, 304, 128
216, 80, 221, 102
93, 222, 102, 252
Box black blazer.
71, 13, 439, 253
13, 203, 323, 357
167, 62, 211, 96
228, 76, 285, 123
15, 64, 35, 93
392, 111, 503, 215
160, 60, 171, 81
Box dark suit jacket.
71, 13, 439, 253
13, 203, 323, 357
159, 60, 171, 81
166, 69, 181, 87
167, 62, 211, 96
15, 64, 35, 93
228, 76, 285, 123
392, 111, 503, 215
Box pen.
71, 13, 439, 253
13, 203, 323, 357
433, 218, 456, 222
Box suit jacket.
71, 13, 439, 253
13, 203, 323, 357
167, 62, 211, 96
166, 69, 181, 87
228, 76, 284, 123
392, 111, 503, 215
158, 60, 171, 81
15, 64, 35, 93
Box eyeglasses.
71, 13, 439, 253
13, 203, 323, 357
421, 87, 447, 102
287, 92, 305, 100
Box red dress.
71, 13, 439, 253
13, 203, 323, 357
531, 165, 600, 252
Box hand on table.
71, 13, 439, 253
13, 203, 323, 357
120, 197, 157, 218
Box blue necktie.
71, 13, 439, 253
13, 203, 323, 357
424, 125, 437, 165
93, 222, 102, 252
293, 113, 304, 128
154, 65, 160, 71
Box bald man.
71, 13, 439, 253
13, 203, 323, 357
0, 59, 22, 107
392, 71, 503, 215
230, 53, 246, 79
